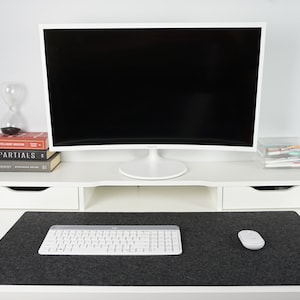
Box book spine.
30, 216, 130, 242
0, 140, 47, 150
0, 160, 53, 172
0, 149, 52, 160
264, 162, 300, 168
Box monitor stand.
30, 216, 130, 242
119, 149, 187, 180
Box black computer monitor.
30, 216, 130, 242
40, 23, 265, 179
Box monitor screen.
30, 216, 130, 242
40, 23, 265, 179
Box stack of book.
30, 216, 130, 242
0, 132, 61, 172
258, 137, 300, 168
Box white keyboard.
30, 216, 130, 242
38, 225, 182, 256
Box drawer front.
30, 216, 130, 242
0, 186, 78, 209
223, 186, 300, 210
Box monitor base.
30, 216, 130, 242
119, 149, 187, 180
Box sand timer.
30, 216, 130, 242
0, 82, 25, 135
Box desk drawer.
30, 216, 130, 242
223, 186, 300, 210
0, 186, 78, 209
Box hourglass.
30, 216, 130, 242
0, 82, 25, 135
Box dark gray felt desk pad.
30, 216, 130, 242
0, 211, 300, 286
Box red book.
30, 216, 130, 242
0, 132, 48, 150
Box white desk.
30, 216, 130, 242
1, 160, 300, 299
1, 211, 300, 300
1, 285, 300, 300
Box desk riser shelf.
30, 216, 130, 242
1, 160, 300, 212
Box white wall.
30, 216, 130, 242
0, 0, 300, 161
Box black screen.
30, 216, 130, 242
43, 27, 262, 148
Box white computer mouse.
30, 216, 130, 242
238, 230, 265, 250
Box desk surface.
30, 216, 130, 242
0, 211, 300, 286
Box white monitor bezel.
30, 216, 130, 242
39, 22, 266, 153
